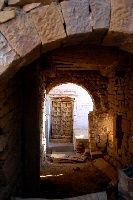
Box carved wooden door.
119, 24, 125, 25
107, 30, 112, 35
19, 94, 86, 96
51, 97, 73, 140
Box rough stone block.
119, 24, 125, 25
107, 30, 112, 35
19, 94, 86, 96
0, 10, 15, 23
60, 0, 92, 36
30, 3, 66, 52
0, 33, 20, 76
103, 0, 133, 54
90, 0, 110, 29
93, 158, 118, 181
0, 0, 5, 11
109, 0, 133, 33
8, 0, 59, 6
23, 3, 41, 12
0, 12, 41, 61
8, 0, 20, 6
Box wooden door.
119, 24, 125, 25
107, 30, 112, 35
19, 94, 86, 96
51, 97, 73, 140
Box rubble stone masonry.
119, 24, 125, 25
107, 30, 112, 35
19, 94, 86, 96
106, 69, 133, 168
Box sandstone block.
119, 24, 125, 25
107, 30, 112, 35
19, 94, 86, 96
109, 0, 133, 33
30, 3, 66, 52
23, 3, 41, 12
60, 0, 92, 36
90, 0, 110, 29
0, 10, 15, 23
8, 0, 59, 7
93, 158, 118, 181
103, 0, 133, 46
8, 0, 20, 6
4, 6, 21, 16
0, 0, 5, 11
0, 33, 20, 75
103, 0, 133, 54
0, 12, 41, 64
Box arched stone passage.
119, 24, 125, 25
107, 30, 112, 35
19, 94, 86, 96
46, 71, 108, 111
0, 0, 133, 82
0, 1, 133, 199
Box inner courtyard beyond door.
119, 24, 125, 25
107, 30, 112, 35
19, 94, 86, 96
51, 97, 74, 142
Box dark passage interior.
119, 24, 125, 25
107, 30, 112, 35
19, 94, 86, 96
0, 44, 133, 199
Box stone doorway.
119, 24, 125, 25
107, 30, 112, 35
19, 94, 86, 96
43, 83, 94, 156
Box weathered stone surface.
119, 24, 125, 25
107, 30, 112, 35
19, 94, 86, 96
8, 0, 20, 6
103, 0, 133, 50
90, 0, 110, 29
8, 0, 59, 7
60, 0, 92, 36
0, 10, 15, 23
109, 0, 133, 33
0, 33, 20, 75
23, 3, 41, 12
0, 0, 5, 11
30, 3, 66, 52
4, 6, 21, 16
0, 12, 41, 59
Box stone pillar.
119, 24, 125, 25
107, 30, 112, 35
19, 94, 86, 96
22, 64, 40, 197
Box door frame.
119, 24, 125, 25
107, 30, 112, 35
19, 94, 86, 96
50, 96, 75, 141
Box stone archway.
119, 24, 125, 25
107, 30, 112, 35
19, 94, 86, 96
0, 0, 133, 83
0, 1, 133, 199
46, 73, 107, 111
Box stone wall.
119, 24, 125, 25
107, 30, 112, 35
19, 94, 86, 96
105, 69, 133, 168
0, 72, 22, 199
88, 111, 113, 153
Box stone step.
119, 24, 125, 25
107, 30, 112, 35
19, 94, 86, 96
50, 138, 73, 143
47, 145, 74, 152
